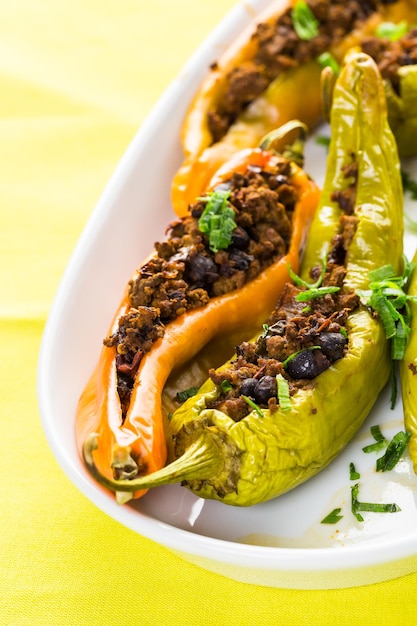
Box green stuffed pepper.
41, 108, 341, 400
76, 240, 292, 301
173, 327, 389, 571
359, 20, 417, 159
401, 249, 417, 473
84, 53, 404, 506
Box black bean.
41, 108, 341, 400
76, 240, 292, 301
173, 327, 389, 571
253, 376, 277, 404
229, 250, 253, 271
186, 253, 217, 283
286, 349, 329, 380
240, 377, 257, 397
317, 332, 346, 361
231, 226, 250, 249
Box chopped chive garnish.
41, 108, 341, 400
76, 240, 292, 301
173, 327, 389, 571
391, 319, 409, 360
351, 483, 364, 522
370, 425, 386, 442
317, 51, 340, 74
376, 431, 411, 472
220, 380, 233, 393
362, 442, 386, 453
321, 508, 343, 524
349, 462, 360, 480
276, 374, 291, 412
368, 264, 397, 282
357, 502, 401, 513
176, 387, 199, 402
242, 395, 264, 418
376, 20, 408, 41
351, 483, 401, 521
261, 323, 269, 338
316, 135, 331, 148
287, 254, 327, 290
362, 424, 388, 453
198, 189, 237, 253
403, 257, 417, 284
369, 292, 397, 338
357, 256, 416, 362
340, 327, 348, 340
296, 286, 340, 302
286, 263, 312, 289
289, 254, 340, 302
291, 1, 319, 40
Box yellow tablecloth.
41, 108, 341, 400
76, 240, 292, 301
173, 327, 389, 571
2, 1, 417, 624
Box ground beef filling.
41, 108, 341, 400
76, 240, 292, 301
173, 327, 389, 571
361, 28, 417, 93
104, 156, 298, 418
206, 218, 359, 421
206, 158, 360, 421
207, 0, 380, 142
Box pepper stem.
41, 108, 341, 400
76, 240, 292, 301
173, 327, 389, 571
259, 119, 308, 167
83, 431, 224, 494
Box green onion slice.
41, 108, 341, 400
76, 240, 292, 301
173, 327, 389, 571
276, 374, 291, 412
362, 425, 388, 453
261, 323, 269, 338
357, 257, 416, 362
349, 462, 360, 480
296, 286, 340, 302
287, 254, 327, 290
321, 508, 343, 524
317, 52, 340, 74
368, 264, 397, 283
370, 425, 386, 442
220, 380, 233, 393
376, 431, 411, 472
351, 483, 401, 521
351, 483, 364, 522
242, 395, 264, 418
376, 20, 408, 41
198, 189, 237, 253
316, 135, 331, 148
291, 1, 319, 40
392, 320, 410, 360
177, 387, 199, 402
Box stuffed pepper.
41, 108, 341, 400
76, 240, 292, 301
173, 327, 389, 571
83, 52, 404, 506
172, 0, 417, 216
401, 249, 417, 473
76, 130, 319, 500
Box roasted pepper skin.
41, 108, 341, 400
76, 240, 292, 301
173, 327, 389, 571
172, 0, 417, 217
385, 66, 417, 159
83, 53, 404, 506
401, 249, 417, 473
78, 145, 319, 500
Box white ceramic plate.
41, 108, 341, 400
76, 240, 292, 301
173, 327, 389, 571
38, 0, 417, 589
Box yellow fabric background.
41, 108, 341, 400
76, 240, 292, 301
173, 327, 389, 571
1, 1, 417, 624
